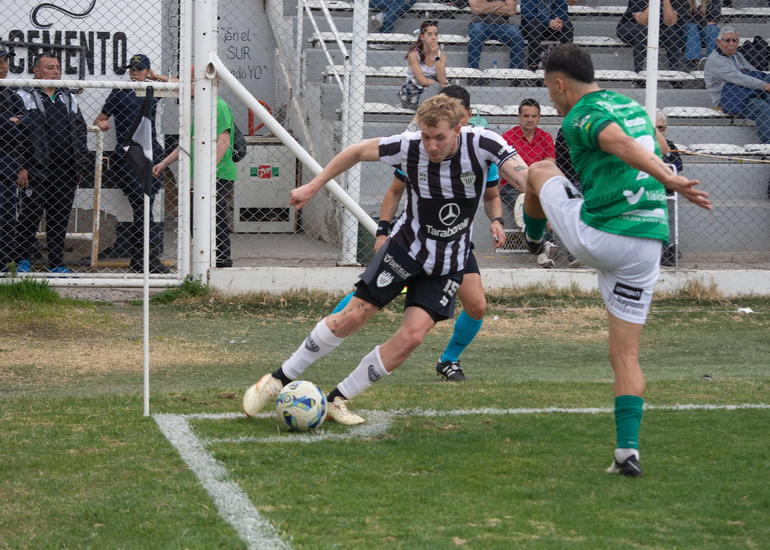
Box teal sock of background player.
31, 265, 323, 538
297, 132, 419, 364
615, 395, 644, 450
332, 291, 355, 314
440, 311, 483, 363
522, 210, 547, 241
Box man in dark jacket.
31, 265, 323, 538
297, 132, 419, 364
0, 46, 25, 272
15, 51, 90, 273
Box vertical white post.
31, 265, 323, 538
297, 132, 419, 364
143, 192, 150, 417
178, 0, 193, 280
644, 1, 661, 121
295, 0, 304, 100
339, 0, 369, 265
192, 0, 217, 281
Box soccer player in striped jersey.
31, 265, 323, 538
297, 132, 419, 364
523, 44, 712, 476
243, 94, 529, 424
331, 85, 501, 383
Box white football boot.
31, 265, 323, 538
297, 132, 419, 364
326, 397, 365, 425
242, 374, 284, 417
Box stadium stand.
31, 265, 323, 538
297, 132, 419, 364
293, 0, 770, 258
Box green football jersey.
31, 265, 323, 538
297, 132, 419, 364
562, 90, 669, 243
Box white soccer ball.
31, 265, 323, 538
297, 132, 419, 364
275, 380, 327, 431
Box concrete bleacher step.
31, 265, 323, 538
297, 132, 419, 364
301, 0, 770, 18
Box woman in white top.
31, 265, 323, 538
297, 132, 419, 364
398, 20, 448, 110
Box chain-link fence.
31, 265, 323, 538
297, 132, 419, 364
0, 0, 183, 279
297, 0, 770, 271
2, 0, 769, 282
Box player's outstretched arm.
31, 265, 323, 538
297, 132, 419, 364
498, 154, 529, 193
597, 123, 712, 211
374, 176, 407, 254
290, 138, 382, 210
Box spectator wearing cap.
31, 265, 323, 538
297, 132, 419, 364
14, 51, 90, 274
0, 46, 25, 272
467, 0, 526, 75
704, 26, 770, 143
87, 53, 178, 273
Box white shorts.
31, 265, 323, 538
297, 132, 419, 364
540, 176, 663, 324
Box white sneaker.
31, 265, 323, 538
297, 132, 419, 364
327, 397, 365, 425
568, 258, 584, 268
544, 241, 559, 259
536, 253, 555, 268
371, 12, 384, 31
242, 374, 284, 417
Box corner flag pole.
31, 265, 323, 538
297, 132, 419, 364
122, 86, 156, 417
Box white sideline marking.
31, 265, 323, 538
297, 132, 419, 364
153, 414, 291, 550
156, 403, 769, 549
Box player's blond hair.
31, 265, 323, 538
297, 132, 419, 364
415, 95, 465, 129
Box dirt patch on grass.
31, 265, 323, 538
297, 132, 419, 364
0, 336, 255, 386
432, 306, 608, 342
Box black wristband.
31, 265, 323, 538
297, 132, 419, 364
493, 216, 505, 227
376, 219, 391, 237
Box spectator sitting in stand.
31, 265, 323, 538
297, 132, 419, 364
87, 54, 176, 273
500, 98, 558, 267
704, 26, 770, 144
15, 51, 91, 274
520, 0, 574, 71
655, 110, 683, 266
370, 0, 415, 50
0, 46, 24, 273
398, 20, 448, 111
678, 0, 722, 70
467, 0, 525, 83
616, 0, 682, 76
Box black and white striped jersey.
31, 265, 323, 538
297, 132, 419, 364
378, 126, 518, 277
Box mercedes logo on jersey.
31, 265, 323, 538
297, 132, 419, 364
439, 203, 461, 226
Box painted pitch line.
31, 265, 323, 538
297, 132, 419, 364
180, 402, 770, 423
154, 414, 291, 550
156, 403, 769, 549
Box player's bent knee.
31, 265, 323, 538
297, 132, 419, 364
463, 298, 486, 320
395, 329, 426, 353
527, 161, 564, 193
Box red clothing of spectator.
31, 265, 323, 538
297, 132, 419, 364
500, 126, 555, 187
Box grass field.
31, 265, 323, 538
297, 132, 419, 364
1, 280, 769, 549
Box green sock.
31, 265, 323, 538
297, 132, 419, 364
522, 210, 547, 241
615, 395, 644, 450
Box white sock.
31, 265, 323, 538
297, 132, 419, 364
281, 319, 345, 380
337, 346, 389, 400
615, 448, 640, 462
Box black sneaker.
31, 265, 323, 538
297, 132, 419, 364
605, 455, 643, 478
436, 359, 467, 382
523, 232, 545, 255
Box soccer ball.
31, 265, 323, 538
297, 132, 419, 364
275, 380, 327, 431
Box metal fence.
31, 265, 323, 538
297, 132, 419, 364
2, 0, 769, 285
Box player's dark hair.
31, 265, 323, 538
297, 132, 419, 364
543, 44, 595, 84
439, 85, 471, 110
519, 98, 540, 114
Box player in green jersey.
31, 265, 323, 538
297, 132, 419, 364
522, 44, 712, 477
